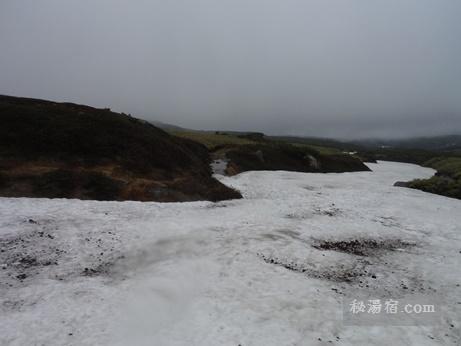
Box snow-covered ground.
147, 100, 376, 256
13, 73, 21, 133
0, 161, 460, 345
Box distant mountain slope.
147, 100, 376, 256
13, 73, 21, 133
0, 95, 241, 202
269, 135, 353, 151
351, 135, 461, 152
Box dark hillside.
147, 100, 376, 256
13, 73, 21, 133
212, 143, 370, 176
0, 95, 241, 202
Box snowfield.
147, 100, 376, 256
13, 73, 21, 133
0, 161, 460, 345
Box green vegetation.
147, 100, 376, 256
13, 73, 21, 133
170, 130, 369, 175
170, 129, 461, 199
173, 130, 345, 156
171, 131, 369, 175
291, 143, 343, 156
269, 135, 356, 155
424, 157, 461, 178
356, 148, 438, 165
171, 130, 257, 149
406, 157, 461, 199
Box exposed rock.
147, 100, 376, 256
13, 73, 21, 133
306, 155, 320, 169
394, 181, 409, 187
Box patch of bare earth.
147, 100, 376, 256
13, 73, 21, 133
312, 238, 415, 256
257, 252, 367, 283
257, 237, 420, 292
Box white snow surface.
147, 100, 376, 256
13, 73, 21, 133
0, 161, 460, 345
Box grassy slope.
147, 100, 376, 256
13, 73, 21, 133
171, 131, 345, 153
268, 135, 354, 155
171, 131, 257, 149
406, 157, 461, 199
170, 130, 370, 174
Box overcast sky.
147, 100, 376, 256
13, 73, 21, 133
1, 1, 460, 139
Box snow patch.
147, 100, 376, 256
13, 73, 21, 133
1, 161, 460, 345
